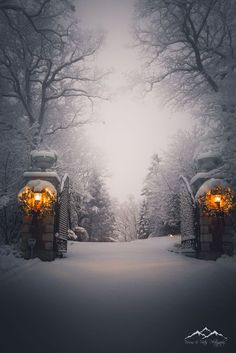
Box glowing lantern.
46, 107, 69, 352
34, 193, 42, 201
18, 180, 57, 216
214, 195, 221, 205
196, 179, 234, 216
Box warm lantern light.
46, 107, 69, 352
18, 180, 57, 216
214, 195, 221, 204
34, 193, 42, 201
197, 185, 234, 216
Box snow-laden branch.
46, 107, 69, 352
0, 1, 105, 140
43, 111, 93, 136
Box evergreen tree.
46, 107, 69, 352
83, 170, 115, 242
140, 130, 201, 237
141, 153, 164, 236
137, 199, 150, 239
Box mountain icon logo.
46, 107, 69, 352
184, 327, 228, 347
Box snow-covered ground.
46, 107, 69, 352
0, 244, 40, 281
1, 236, 236, 353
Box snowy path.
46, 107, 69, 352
1, 236, 236, 353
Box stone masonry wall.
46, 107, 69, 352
21, 214, 55, 261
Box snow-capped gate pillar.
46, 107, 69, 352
180, 152, 235, 259
18, 150, 68, 261
195, 179, 234, 259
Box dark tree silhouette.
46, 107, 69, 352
0, 0, 105, 146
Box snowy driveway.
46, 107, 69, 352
1, 236, 236, 353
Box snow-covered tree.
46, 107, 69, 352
137, 199, 150, 239
0, 126, 30, 244
113, 195, 139, 241
0, 0, 104, 146
43, 122, 116, 242
140, 129, 202, 237
82, 169, 115, 242
0, 1, 107, 244
135, 0, 236, 183
141, 153, 165, 236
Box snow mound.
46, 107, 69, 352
68, 229, 78, 241
19, 179, 57, 194
190, 169, 226, 188
74, 226, 89, 242
194, 151, 222, 161
31, 150, 57, 160
31, 150, 57, 170
0, 245, 23, 274
195, 178, 230, 199
23, 171, 61, 184
216, 254, 236, 264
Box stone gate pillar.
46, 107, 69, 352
180, 152, 235, 259
18, 150, 64, 261
195, 179, 234, 259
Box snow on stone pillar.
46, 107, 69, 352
18, 150, 61, 261
195, 179, 234, 259
180, 151, 235, 259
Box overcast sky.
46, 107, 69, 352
78, 0, 194, 201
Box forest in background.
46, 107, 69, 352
1, 0, 236, 244
135, 0, 236, 237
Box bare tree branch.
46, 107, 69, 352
43, 111, 93, 136
0, 0, 105, 143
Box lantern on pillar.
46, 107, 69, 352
18, 179, 57, 216
196, 179, 234, 216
